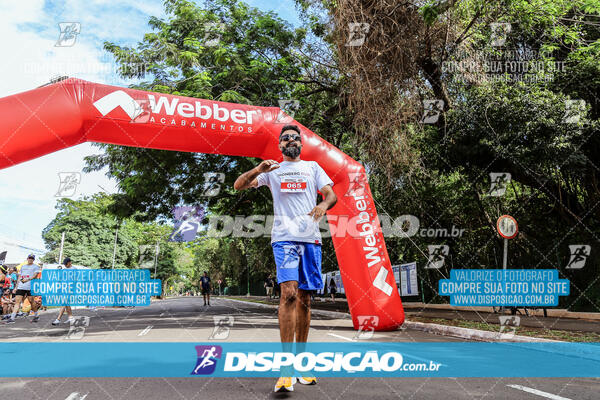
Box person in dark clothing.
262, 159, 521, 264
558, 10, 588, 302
200, 271, 211, 306
264, 274, 275, 299
329, 278, 337, 301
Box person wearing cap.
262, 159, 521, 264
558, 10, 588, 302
6, 254, 41, 324
52, 257, 75, 326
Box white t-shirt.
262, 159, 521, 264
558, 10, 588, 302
17, 264, 40, 291
257, 160, 334, 244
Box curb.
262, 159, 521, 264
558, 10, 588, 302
403, 302, 600, 321
402, 321, 561, 343
221, 297, 560, 342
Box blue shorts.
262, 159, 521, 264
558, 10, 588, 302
272, 241, 323, 291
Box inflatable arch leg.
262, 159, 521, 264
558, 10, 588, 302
0, 79, 404, 331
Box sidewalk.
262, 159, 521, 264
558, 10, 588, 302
236, 295, 600, 333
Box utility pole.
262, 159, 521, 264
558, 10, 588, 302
246, 265, 250, 297
58, 231, 65, 263
153, 241, 159, 279
112, 225, 119, 269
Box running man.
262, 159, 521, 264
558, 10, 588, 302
234, 124, 337, 392
6, 254, 41, 323
52, 258, 76, 325
193, 346, 218, 374
567, 246, 589, 269
200, 271, 211, 306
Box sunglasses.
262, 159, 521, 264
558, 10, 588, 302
280, 134, 301, 142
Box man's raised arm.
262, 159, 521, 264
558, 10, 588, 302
233, 160, 280, 190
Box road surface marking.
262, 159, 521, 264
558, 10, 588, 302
138, 325, 153, 336
507, 385, 572, 400
327, 332, 354, 341
65, 393, 88, 400
159, 312, 165, 317
326, 333, 445, 366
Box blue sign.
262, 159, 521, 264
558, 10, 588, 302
439, 269, 569, 306
32, 269, 161, 306
0, 342, 598, 377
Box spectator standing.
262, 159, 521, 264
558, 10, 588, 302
329, 277, 337, 302
264, 274, 275, 299
200, 271, 211, 306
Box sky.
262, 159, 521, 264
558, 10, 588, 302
0, 0, 301, 263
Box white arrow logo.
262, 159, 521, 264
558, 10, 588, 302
93, 90, 144, 120
373, 266, 393, 296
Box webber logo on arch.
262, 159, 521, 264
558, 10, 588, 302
93, 90, 145, 120
92, 90, 259, 133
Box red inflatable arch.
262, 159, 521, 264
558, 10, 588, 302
0, 78, 404, 331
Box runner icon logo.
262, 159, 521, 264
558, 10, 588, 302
499, 315, 520, 338
354, 315, 379, 340
490, 22, 511, 47
566, 245, 591, 270
130, 99, 152, 124
345, 23, 370, 47
56, 22, 81, 47
563, 99, 586, 124
487, 172, 511, 197
420, 100, 444, 124
209, 316, 234, 340
55, 172, 81, 197
425, 245, 449, 269
202, 172, 225, 197
191, 345, 223, 375
169, 205, 205, 242
345, 172, 369, 197
65, 316, 91, 340
277, 99, 300, 123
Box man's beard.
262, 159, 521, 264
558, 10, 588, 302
282, 144, 301, 158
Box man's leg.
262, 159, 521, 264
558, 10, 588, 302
28, 296, 40, 322
29, 296, 40, 312
294, 242, 321, 386
207, 293, 210, 305
10, 295, 23, 320
295, 289, 311, 344
65, 305, 73, 318
57, 306, 66, 320
278, 281, 298, 343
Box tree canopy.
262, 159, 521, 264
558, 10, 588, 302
73, 0, 600, 309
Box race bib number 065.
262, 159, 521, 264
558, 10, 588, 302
280, 178, 307, 193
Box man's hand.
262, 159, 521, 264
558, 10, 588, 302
234, 160, 279, 190
257, 159, 280, 173
308, 204, 328, 222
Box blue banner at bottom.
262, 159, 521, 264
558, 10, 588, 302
1, 342, 599, 377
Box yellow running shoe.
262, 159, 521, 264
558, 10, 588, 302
274, 377, 296, 392
297, 376, 317, 385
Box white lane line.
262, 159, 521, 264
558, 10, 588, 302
507, 385, 572, 400
327, 332, 354, 341
64, 393, 88, 400
326, 333, 444, 366
159, 312, 165, 317
138, 325, 153, 336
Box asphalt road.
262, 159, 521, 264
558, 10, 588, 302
1, 296, 598, 399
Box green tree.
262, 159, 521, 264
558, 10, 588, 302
41, 194, 138, 267
84, 0, 348, 286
